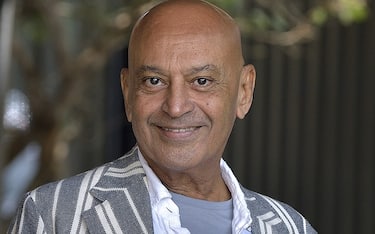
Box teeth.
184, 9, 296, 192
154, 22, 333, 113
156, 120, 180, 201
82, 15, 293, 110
163, 127, 195, 133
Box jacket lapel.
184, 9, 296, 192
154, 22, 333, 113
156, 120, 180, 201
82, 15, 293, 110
82, 149, 154, 234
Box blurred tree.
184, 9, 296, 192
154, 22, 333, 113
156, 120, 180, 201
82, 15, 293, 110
0, 0, 370, 231
1, 0, 157, 181
0, 0, 160, 230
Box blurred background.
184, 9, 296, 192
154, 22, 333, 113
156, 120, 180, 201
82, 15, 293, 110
0, 0, 373, 233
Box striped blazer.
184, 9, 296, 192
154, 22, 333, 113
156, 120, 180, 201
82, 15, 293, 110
8, 147, 316, 234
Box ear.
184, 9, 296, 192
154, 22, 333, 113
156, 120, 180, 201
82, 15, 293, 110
236, 64, 256, 119
120, 68, 132, 122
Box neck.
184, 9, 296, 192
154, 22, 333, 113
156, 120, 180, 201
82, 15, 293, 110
149, 160, 231, 202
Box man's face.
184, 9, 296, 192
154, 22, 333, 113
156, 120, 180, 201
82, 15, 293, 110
122, 16, 252, 174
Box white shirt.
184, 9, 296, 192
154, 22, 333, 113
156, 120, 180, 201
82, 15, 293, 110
138, 149, 253, 234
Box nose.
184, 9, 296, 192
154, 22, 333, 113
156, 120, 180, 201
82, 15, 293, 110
162, 79, 194, 118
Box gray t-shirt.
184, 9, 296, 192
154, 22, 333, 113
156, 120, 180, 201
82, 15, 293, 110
171, 192, 233, 234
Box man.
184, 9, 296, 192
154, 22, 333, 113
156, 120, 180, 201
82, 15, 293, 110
8, 0, 316, 233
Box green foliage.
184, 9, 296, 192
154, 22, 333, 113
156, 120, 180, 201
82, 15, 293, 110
20, 15, 48, 44
336, 0, 369, 24
310, 0, 369, 26
310, 6, 329, 26
209, 0, 241, 15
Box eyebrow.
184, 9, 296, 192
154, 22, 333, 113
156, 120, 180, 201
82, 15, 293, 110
135, 64, 220, 77
136, 65, 166, 76
187, 64, 221, 76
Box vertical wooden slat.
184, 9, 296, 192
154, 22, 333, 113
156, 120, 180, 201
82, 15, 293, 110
282, 53, 302, 204
335, 25, 359, 234
299, 39, 320, 225
316, 21, 341, 233
264, 47, 284, 198
356, 15, 375, 233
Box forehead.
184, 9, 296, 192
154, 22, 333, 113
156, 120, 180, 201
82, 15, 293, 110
128, 1, 242, 71
141, 25, 223, 53
130, 20, 236, 69
137, 0, 234, 33
132, 33, 230, 77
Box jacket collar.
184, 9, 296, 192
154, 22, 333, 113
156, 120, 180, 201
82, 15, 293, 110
82, 148, 154, 233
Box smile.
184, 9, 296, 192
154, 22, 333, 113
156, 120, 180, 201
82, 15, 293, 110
155, 125, 203, 140
161, 127, 197, 133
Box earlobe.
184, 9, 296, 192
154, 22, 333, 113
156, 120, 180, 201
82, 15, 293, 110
236, 64, 256, 119
120, 68, 132, 122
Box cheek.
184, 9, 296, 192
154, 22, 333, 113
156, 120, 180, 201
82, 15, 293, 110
133, 97, 156, 119
131, 98, 157, 142
132, 92, 166, 124
213, 88, 237, 111
201, 95, 234, 123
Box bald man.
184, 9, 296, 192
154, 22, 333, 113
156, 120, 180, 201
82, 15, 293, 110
8, 1, 316, 233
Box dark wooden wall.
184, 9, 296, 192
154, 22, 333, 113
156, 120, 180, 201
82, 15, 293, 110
225, 9, 375, 234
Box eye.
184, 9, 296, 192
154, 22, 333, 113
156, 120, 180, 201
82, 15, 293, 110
194, 77, 211, 86
141, 76, 166, 91
146, 77, 162, 86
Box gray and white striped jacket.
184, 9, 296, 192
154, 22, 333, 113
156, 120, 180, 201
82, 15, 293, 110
8, 147, 317, 233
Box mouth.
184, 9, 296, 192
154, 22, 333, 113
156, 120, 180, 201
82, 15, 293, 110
155, 125, 202, 140
161, 127, 198, 133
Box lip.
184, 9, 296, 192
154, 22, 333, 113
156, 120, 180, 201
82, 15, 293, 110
162, 127, 197, 133
156, 125, 202, 140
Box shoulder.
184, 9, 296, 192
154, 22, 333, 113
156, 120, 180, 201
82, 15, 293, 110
8, 148, 141, 233
241, 187, 317, 233
30, 150, 138, 204
242, 187, 301, 219
33, 147, 139, 199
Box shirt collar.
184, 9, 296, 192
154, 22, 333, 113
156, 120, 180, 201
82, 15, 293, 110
138, 149, 171, 206
220, 159, 253, 233
137, 148, 252, 233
